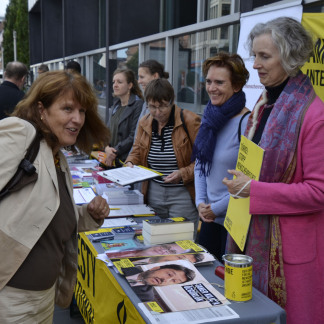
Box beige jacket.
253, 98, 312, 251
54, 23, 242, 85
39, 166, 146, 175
0, 117, 101, 307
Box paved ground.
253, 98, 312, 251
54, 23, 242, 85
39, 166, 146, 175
53, 305, 85, 324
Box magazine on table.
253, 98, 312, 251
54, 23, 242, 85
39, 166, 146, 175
105, 240, 207, 259
111, 251, 215, 275
122, 259, 229, 313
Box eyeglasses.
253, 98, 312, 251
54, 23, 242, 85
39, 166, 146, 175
147, 101, 172, 112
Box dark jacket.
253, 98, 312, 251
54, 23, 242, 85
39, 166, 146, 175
0, 81, 25, 120
108, 93, 143, 162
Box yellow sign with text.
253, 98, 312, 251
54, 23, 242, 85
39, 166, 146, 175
224, 136, 264, 251
75, 233, 145, 324
301, 13, 324, 102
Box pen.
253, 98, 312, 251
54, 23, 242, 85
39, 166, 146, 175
110, 208, 121, 210
119, 159, 126, 166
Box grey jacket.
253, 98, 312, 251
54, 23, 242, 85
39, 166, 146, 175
108, 93, 143, 163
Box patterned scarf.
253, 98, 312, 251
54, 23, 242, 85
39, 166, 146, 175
226, 71, 316, 308
192, 91, 246, 176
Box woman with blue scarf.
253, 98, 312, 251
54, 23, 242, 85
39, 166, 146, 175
193, 53, 250, 261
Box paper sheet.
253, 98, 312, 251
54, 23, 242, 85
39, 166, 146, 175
224, 136, 264, 251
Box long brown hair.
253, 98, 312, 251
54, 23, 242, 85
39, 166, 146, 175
12, 71, 110, 153
113, 68, 143, 100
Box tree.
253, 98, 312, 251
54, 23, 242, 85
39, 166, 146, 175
3, 0, 29, 67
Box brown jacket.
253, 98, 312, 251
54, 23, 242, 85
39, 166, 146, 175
126, 105, 201, 200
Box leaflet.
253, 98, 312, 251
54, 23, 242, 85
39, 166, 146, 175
224, 136, 264, 251
97, 165, 163, 186
108, 204, 155, 217
73, 187, 96, 204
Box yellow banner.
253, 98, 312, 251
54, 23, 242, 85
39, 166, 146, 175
301, 13, 324, 102
75, 233, 145, 324
224, 136, 264, 251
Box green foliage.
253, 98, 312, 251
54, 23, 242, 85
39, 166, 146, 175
3, 0, 29, 67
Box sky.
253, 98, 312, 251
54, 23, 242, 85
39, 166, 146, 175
0, 0, 10, 18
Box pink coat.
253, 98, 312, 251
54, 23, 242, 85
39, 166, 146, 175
250, 96, 324, 324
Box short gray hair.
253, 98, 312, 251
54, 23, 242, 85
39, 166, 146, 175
246, 17, 314, 77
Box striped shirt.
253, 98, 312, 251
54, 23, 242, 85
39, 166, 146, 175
147, 116, 183, 187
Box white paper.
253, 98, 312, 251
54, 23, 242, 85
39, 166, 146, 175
138, 303, 239, 324
96, 253, 113, 266
97, 166, 161, 186
73, 187, 96, 204
101, 217, 137, 228
108, 204, 155, 217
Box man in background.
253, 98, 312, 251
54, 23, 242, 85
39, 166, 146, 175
38, 64, 49, 74
0, 61, 28, 120
65, 60, 81, 74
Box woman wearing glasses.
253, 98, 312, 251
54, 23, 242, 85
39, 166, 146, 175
126, 79, 201, 235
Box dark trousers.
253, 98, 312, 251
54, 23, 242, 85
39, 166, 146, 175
198, 221, 227, 262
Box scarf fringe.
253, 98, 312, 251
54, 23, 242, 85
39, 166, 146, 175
247, 90, 268, 141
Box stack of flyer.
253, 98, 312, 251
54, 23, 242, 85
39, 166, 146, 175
142, 217, 194, 245
102, 189, 144, 205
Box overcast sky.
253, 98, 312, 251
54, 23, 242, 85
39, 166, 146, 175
0, 0, 10, 18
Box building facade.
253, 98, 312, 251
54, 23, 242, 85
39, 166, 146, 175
28, 0, 324, 121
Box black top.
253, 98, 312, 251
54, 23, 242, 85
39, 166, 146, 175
252, 78, 289, 144
0, 81, 25, 120
8, 167, 76, 290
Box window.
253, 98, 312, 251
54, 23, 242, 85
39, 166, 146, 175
144, 40, 166, 68
173, 23, 239, 114
206, 0, 235, 21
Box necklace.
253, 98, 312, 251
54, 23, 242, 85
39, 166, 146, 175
54, 154, 60, 168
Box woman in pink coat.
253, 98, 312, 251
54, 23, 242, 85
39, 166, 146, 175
223, 17, 324, 324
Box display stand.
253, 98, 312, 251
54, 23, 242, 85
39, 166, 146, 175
76, 232, 286, 324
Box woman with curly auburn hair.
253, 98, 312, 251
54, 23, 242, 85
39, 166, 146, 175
0, 71, 110, 323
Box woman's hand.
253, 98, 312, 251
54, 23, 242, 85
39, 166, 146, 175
198, 203, 216, 223
104, 146, 117, 166
222, 170, 252, 198
87, 196, 110, 221
163, 170, 182, 184
125, 162, 134, 168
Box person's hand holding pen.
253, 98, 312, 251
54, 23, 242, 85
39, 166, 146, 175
125, 161, 134, 168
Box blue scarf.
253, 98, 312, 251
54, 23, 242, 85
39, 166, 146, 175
192, 90, 246, 176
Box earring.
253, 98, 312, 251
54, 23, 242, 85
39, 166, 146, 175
41, 116, 43, 121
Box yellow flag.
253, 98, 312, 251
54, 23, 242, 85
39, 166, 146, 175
224, 136, 264, 251
301, 13, 324, 102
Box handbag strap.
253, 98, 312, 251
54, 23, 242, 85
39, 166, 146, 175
0, 129, 41, 201
237, 111, 251, 143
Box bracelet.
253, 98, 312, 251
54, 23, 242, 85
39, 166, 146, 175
230, 179, 252, 199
